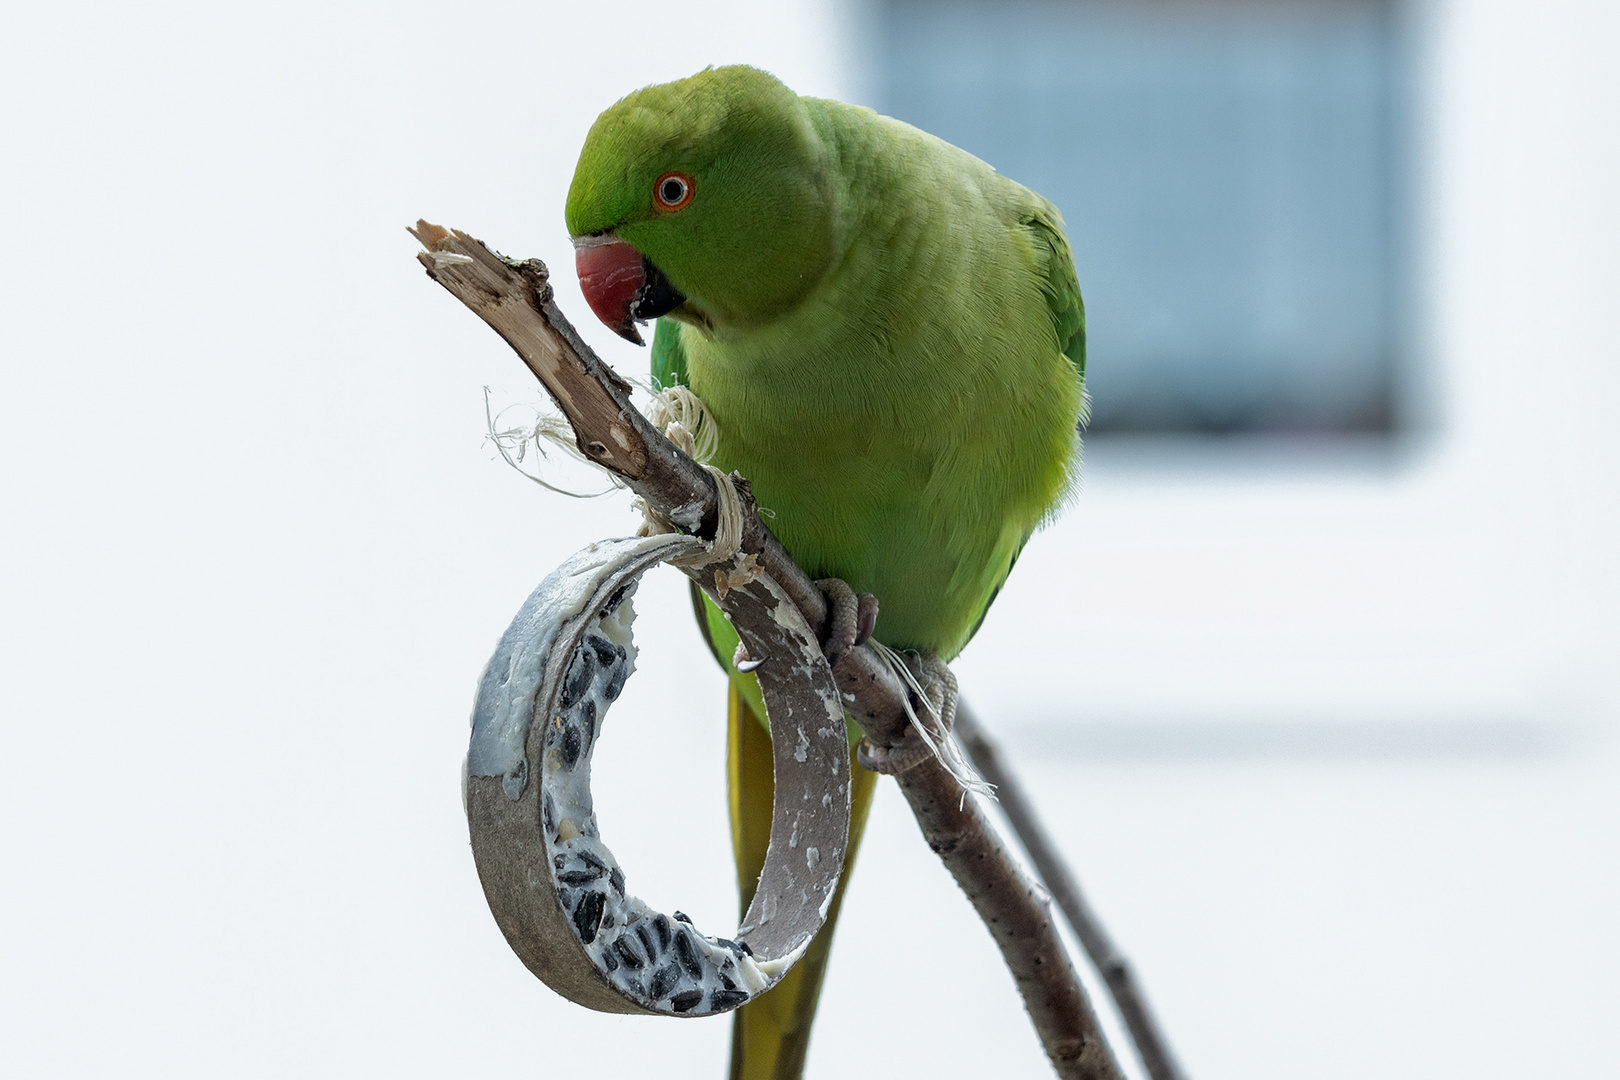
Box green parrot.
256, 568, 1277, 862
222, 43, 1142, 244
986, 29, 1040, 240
564, 65, 1085, 1080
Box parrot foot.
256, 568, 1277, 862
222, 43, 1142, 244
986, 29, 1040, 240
814, 578, 878, 669
856, 651, 958, 776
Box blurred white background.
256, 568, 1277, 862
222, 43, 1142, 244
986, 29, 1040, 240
2, 1, 1616, 1077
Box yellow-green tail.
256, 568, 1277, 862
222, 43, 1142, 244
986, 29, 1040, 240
726, 681, 878, 1080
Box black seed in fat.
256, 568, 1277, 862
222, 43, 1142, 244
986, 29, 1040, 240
718, 971, 736, 990
613, 937, 644, 971
648, 963, 680, 1000
553, 854, 566, 870
609, 867, 625, 896
542, 791, 555, 835
636, 924, 658, 964
561, 650, 596, 708
672, 930, 703, 979
652, 914, 673, 949
603, 663, 628, 703
579, 698, 597, 745
572, 890, 606, 944
587, 634, 623, 667
731, 939, 754, 957
577, 849, 608, 872
711, 989, 749, 1010
556, 869, 603, 886
560, 723, 582, 769
601, 946, 619, 973
673, 911, 692, 925
670, 989, 704, 1013
579, 698, 596, 748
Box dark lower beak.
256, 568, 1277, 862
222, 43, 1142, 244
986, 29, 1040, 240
573, 235, 687, 345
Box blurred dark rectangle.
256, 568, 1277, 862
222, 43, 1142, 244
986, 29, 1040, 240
875, 0, 1404, 434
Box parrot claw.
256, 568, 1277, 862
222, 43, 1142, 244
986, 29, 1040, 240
856, 729, 936, 774
856, 650, 963, 779
732, 641, 766, 673
815, 578, 877, 669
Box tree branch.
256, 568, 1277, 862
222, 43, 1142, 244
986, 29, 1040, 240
955, 702, 1187, 1080
412, 221, 1126, 1079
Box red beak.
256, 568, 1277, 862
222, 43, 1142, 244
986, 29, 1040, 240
573, 235, 648, 345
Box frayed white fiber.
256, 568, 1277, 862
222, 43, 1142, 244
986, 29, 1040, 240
643, 384, 718, 464
483, 387, 619, 498
483, 379, 745, 579
870, 642, 994, 800
636, 386, 754, 587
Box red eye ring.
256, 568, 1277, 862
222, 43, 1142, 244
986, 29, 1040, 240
653, 172, 695, 212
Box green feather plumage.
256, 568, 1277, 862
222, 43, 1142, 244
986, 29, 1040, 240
567, 64, 1085, 1079
585, 67, 1087, 659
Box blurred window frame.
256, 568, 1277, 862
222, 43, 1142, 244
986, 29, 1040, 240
858, 0, 1418, 438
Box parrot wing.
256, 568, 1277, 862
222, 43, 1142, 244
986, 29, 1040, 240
1024, 200, 1088, 384
957, 200, 1087, 648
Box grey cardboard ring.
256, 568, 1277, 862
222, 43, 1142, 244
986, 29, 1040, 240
465, 534, 852, 1016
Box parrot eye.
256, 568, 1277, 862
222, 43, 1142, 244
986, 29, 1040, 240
654, 172, 695, 212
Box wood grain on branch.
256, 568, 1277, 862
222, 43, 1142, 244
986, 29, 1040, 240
412, 221, 1127, 1080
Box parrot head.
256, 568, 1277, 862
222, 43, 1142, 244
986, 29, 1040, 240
565, 66, 840, 344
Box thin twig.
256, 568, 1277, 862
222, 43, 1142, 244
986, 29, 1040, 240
955, 702, 1187, 1080
412, 221, 1127, 1079
895, 752, 1123, 1078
